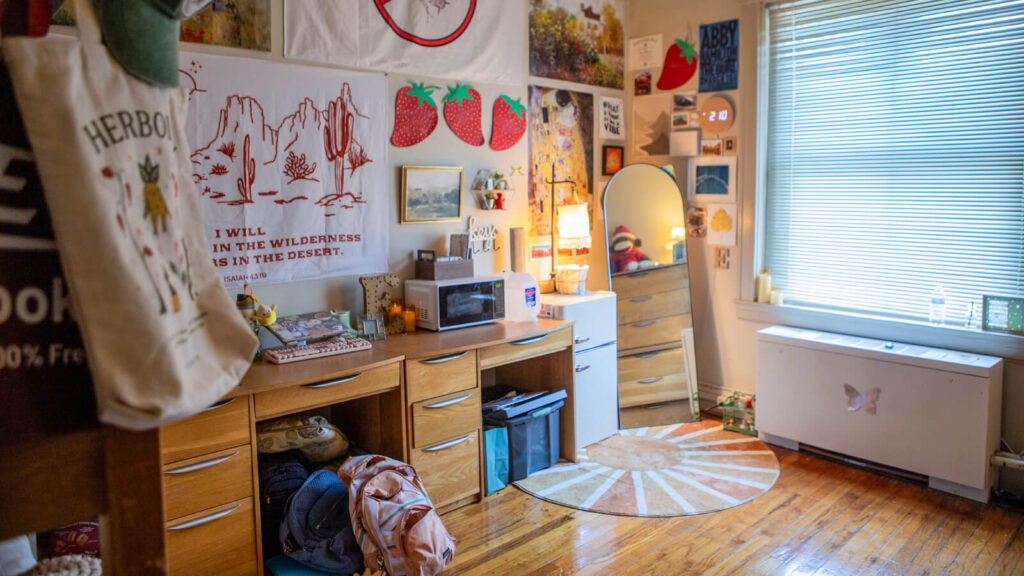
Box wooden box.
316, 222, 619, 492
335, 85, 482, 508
415, 258, 474, 280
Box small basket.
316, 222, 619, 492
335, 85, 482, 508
554, 266, 588, 295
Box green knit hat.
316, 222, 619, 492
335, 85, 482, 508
99, 0, 212, 87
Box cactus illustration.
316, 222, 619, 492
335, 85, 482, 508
323, 96, 354, 197
140, 155, 169, 235
235, 134, 256, 205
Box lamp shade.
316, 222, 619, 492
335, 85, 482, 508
556, 203, 591, 250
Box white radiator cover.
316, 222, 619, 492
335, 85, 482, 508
757, 325, 1003, 502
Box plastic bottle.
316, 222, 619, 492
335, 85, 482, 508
506, 271, 540, 322
929, 285, 947, 324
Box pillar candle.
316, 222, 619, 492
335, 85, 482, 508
403, 308, 417, 332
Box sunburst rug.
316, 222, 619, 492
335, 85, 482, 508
513, 420, 780, 517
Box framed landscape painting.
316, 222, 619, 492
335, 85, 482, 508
401, 166, 463, 223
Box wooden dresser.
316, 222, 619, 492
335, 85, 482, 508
611, 263, 696, 427
157, 319, 573, 575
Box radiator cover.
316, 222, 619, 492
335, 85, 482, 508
757, 325, 1003, 502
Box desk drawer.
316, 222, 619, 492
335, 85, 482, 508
619, 399, 694, 429
617, 288, 690, 325
254, 362, 400, 420
412, 388, 481, 449
161, 397, 250, 465
618, 348, 689, 409
617, 314, 691, 352
163, 447, 253, 520
407, 350, 477, 404
479, 328, 572, 370
611, 265, 688, 300
166, 497, 257, 576
410, 431, 480, 509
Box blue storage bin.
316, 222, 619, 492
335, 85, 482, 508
486, 399, 563, 482
484, 426, 509, 494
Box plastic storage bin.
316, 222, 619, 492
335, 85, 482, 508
485, 395, 564, 482
483, 426, 509, 495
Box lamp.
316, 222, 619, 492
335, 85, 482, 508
556, 203, 592, 251
668, 226, 687, 263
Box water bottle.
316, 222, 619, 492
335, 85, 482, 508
929, 285, 946, 324
506, 272, 540, 322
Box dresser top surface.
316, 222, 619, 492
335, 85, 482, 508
374, 318, 572, 359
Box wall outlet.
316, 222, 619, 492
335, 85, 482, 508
715, 247, 731, 269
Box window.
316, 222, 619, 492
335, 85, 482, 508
762, 0, 1024, 325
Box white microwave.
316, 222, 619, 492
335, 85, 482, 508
405, 276, 506, 331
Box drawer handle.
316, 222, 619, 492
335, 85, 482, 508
424, 393, 473, 409
630, 296, 653, 303
632, 321, 657, 328
423, 434, 472, 452
303, 373, 362, 388
574, 336, 591, 345
167, 504, 241, 531
164, 451, 239, 475
421, 351, 468, 364
644, 403, 666, 410
638, 377, 663, 385
512, 334, 548, 346
201, 397, 235, 413
636, 351, 660, 359
575, 364, 591, 373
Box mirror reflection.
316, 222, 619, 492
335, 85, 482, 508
603, 163, 699, 427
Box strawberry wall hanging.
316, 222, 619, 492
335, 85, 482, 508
490, 95, 526, 151
392, 81, 440, 147
443, 83, 484, 146
656, 38, 699, 91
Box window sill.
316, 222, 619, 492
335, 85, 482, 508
735, 300, 1024, 363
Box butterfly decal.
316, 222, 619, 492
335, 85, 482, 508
843, 384, 881, 415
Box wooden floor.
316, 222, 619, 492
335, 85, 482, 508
442, 446, 1024, 575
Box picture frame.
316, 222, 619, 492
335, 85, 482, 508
602, 145, 624, 175
982, 295, 1024, 335
688, 156, 737, 203
723, 136, 737, 155
400, 165, 463, 223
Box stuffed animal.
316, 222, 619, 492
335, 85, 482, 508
254, 302, 277, 326
609, 225, 656, 273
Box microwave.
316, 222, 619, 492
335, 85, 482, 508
405, 276, 506, 332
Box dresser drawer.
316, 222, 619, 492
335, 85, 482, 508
254, 362, 400, 420
618, 348, 689, 409
617, 288, 690, 325
617, 314, 692, 352
611, 264, 688, 300
407, 350, 477, 404
166, 497, 258, 576
619, 399, 695, 429
478, 327, 572, 370
163, 447, 253, 520
412, 388, 481, 449
410, 431, 480, 509
161, 397, 250, 465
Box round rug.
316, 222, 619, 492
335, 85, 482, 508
513, 420, 780, 517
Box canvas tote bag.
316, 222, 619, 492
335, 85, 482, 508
2, 0, 258, 429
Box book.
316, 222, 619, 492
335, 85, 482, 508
264, 311, 354, 345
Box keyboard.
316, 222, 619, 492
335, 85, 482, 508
263, 336, 373, 364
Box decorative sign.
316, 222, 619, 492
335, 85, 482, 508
699, 19, 739, 92
180, 52, 388, 287
466, 216, 499, 255
600, 97, 624, 140
699, 95, 735, 135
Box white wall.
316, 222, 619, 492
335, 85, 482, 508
628, 0, 1024, 492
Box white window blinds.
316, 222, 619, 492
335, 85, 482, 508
763, 0, 1024, 324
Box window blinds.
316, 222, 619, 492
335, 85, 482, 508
763, 0, 1024, 324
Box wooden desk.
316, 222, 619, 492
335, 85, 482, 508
158, 318, 573, 575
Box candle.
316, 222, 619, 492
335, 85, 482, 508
770, 288, 784, 305
403, 307, 417, 332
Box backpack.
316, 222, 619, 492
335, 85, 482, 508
280, 470, 364, 575
259, 451, 310, 558
338, 455, 456, 576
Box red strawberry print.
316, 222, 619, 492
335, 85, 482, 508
443, 83, 484, 146
391, 81, 440, 147
489, 95, 526, 152
657, 38, 699, 91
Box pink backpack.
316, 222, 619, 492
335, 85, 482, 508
338, 455, 456, 576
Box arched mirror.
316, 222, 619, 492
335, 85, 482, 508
603, 163, 699, 427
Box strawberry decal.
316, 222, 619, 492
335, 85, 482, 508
391, 81, 440, 148
443, 83, 485, 146
489, 95, 526, 152
656, 38, 699, 91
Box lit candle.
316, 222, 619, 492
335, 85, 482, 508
403, 307, 417, 332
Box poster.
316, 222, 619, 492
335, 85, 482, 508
530, 0, 625, 89
629, 35, 663, 70
285, 0, 526, 85
707, 204, 737, 246
699, 19, 739, 92
528, 86, 594, 238
600, 97, 624, 140
53, 0, 272, 52
180, 53, 388, 287
633, 94, 672, 158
